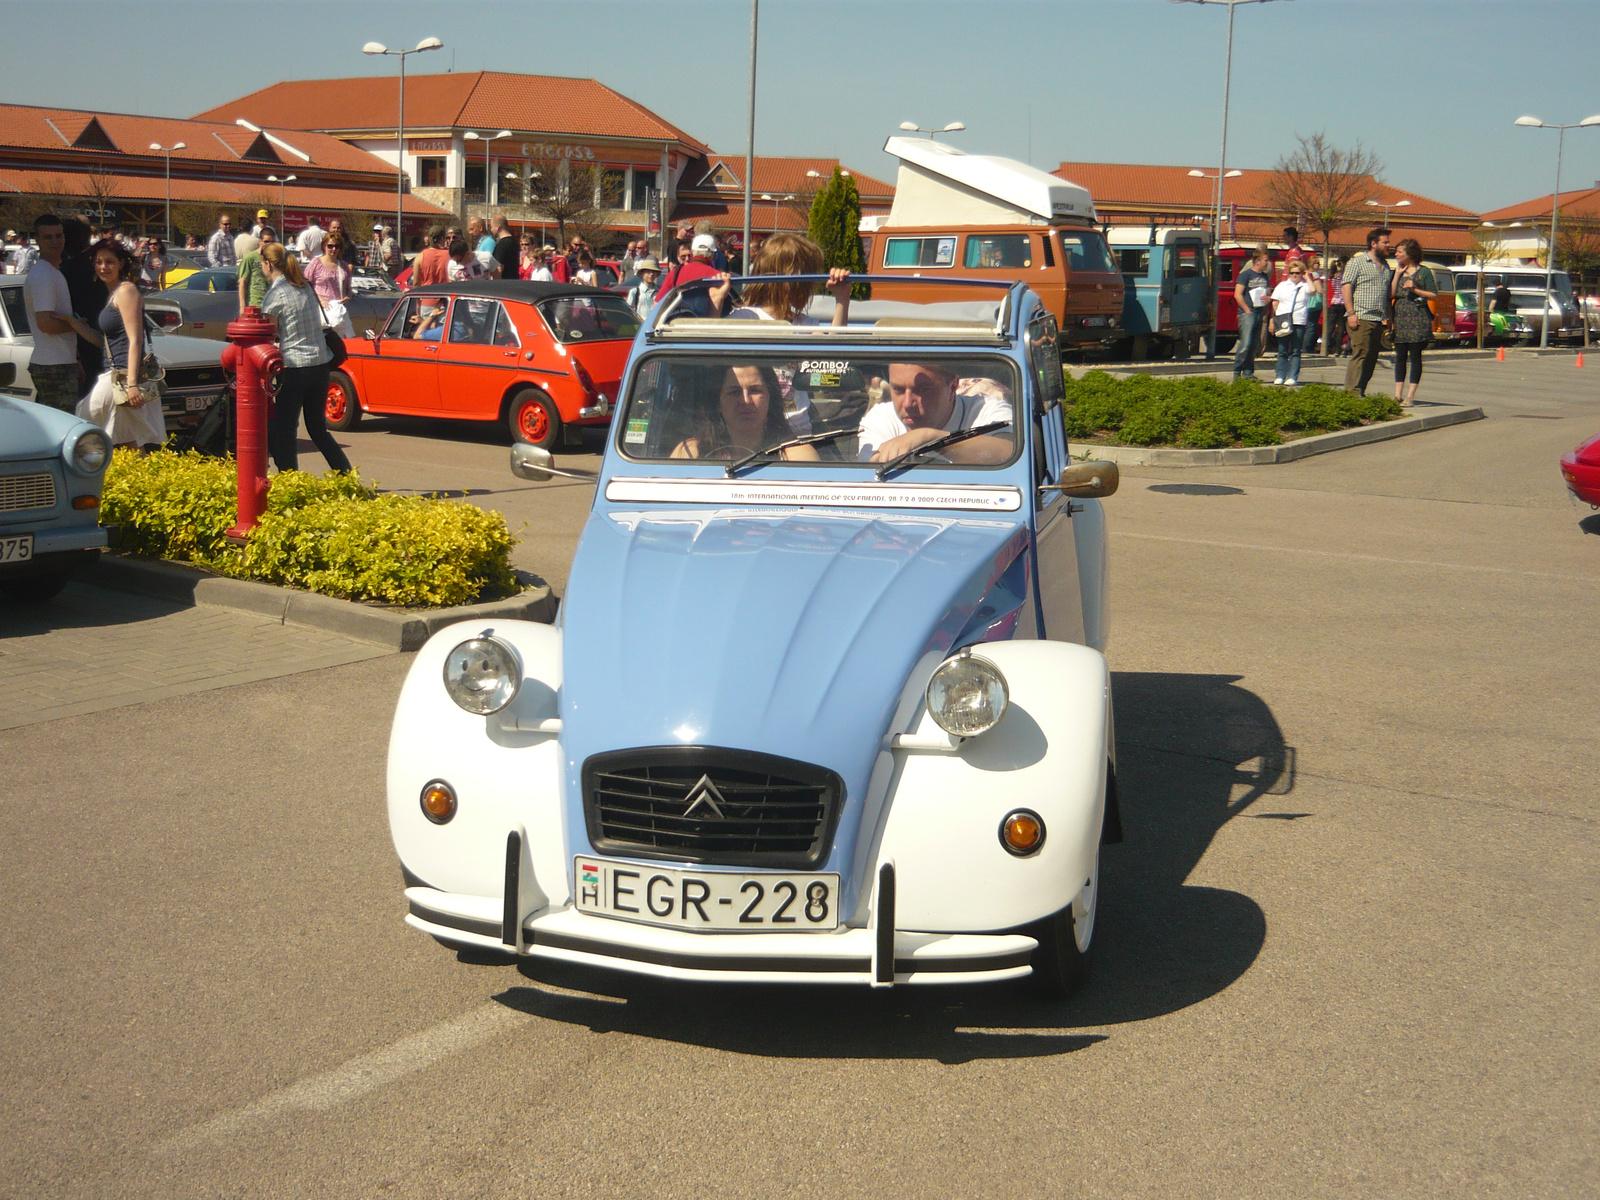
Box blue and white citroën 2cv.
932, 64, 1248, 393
386, 272, 1123, 998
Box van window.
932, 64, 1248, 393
1217, 259, 1235, 284
964, 235, 1032, 269
1059, 230, 1117, 274
1175, 242, 1204, 278
884, 236, 957, 268
1117, 249, 1151, 277
1428, 266, 1454, 292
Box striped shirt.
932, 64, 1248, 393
206, 227, 237, 269
261, 277, 332, 368
1341, 251, 1392, 321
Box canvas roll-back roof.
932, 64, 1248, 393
882, 137, 1097, 227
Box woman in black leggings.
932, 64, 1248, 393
1388, 238, 1437, 407
258, 242, 352, 472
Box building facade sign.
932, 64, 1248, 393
408, 138, 452, 153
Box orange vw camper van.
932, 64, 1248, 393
859, 138, 1123, 347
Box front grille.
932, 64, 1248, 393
162, 366, 227, 392
0, 472, 55, 513
583, 747, 843, 869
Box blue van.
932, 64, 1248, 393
1104, 226, 1212, 359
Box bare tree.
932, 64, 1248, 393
524, 156, 612, 247
1467, 224, 1510, 348
1261, 132, 1385, 355
79, 162, 121, 229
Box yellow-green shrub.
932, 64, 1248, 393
99, 450, 517, 608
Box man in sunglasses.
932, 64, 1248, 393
206, 213, 236, 269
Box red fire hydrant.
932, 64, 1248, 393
221, 307, 282, 539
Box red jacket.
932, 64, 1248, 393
661, 258, 719, 292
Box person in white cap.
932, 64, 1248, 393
661, 232, 722, 292
368, 223, 398, 275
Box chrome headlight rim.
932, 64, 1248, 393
63, 426, 111, 476
925, 647, 1010, 740
441, 633, 523, 715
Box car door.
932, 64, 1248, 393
362, 294, 445, 415
1171, 238, 1208, 329
435, 297, 518, 417
1025, 313, 1085, 644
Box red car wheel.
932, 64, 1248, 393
508, 388, 562, 450
325, 370, 361, 431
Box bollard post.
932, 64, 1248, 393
221, 307, 281, 541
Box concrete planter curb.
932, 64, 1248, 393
1079, 403, 1485, 468
1076, 345, 1586, 378
86, 553, 557, 651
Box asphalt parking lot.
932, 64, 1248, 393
1, 353, 1596, 1198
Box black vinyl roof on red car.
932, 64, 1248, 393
405, 280, 616, 304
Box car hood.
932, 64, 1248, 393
151, 332, 225, 367
0, 394, 82, 458
558, 506, 1027, 883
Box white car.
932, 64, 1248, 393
0, 276, 229, 430
387, 280, 1123, 996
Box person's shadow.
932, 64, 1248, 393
486, 672, 1288, 1063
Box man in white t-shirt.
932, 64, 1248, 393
295, 218, 325, 262
22, 214, 97, 412
856, 361, 1014, 464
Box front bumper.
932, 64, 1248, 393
405, 886, 1036, 986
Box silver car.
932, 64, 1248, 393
0, 276, 228, 434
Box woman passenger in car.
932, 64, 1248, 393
670, 365, 821, 462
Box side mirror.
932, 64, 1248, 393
364, 328, 380, 342
1047, 460, 1119, 499
510, 443, 553, 482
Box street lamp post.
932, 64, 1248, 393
463, 129, 513, 209
1171, 0, 1293, 359
1364, 197, 1411, 226
742, 0, 759, 273
1514, 113, 1600, 348
148, 141, 186, 243
267, 174, 296, 235
898, 120, 966, 138
363, 36, 444, 255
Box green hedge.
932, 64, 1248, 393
1062, 371, 1402, 449
100, 450, 517, 608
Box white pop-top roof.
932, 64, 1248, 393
882, 136, 1097, 227
1102, 225, 1212, 247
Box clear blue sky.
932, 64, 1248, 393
9, 0, 1598, 213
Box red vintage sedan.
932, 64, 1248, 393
325, 281, 641, 448
1560, 432, 1600, 508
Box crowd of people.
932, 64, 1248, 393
1230, 224, 1438, 404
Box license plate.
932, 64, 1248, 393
575, 857, 839, 932
185, 395, 211, 412
0, 534, 33, 563
1083, 316, 1107, 327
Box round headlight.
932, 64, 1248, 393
442, 635, 522, 715
68, 428, 110, 475
925, 650, 1009, 739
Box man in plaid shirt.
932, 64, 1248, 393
1340, 228, 1392, 395
205, 213, 237, 269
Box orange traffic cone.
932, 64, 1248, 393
1496, 346, 1505, 361
1578, 352, 1586, 368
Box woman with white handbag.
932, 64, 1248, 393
1267, 260, 1313, 386
76, 237, 167, 450
305, 233, 355, 338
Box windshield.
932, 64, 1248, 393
618, 353, 1021, 470
538, 294, 641, 343
1060, 229, 1118, 275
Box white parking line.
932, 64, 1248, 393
153, 1003, 529, 1154
1114, 531, 1598, 584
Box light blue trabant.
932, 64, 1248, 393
0, 391, 109, 602
387, 277, 1123, 996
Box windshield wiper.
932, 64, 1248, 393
724, 426, 863, 477
873, 421, 1011, 480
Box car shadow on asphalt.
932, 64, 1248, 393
486, 672, 1283, 1063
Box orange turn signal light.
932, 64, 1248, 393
420, 779, 457, 825
72, 495, 100, 509
1000, 810, 1045, 856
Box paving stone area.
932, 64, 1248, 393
0, 583, 393, 731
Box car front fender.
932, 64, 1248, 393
386, 619, 568, 908
874, 639, 1110, 933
